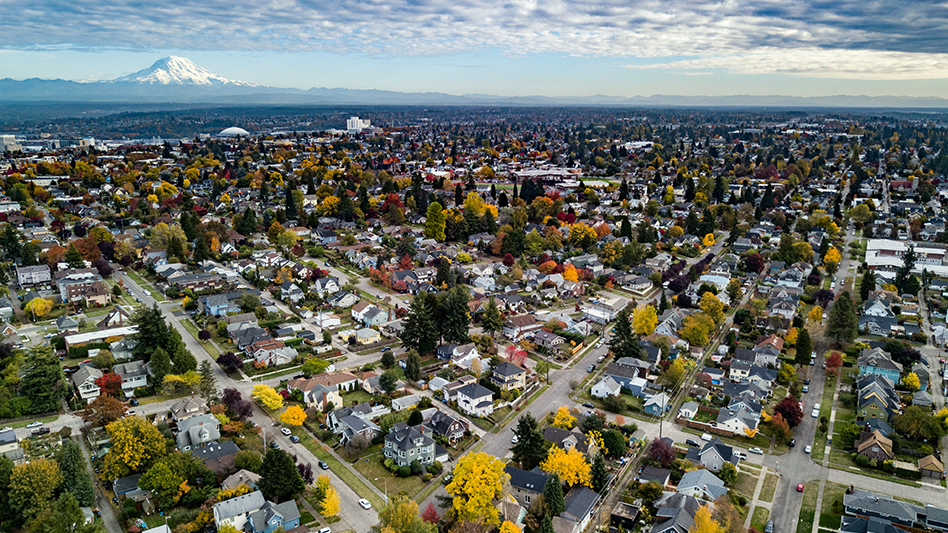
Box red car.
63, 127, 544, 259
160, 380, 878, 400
797, 483, 805, 492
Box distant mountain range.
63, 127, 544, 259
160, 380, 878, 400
2, 56, 948, 109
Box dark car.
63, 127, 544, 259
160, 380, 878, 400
319, 461, 330, 470
31, 427, 50, 435
130, 398, 139, 407
269, 441, 280, 449
686, 439, 700, 447
765, 521, 774, 533
582, 402, 594, 409
789, 439, 796, 447
804, 378, 810, 385
586, 364, 595, 373
289, 435, 300, 443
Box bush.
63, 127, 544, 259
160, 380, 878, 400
398, 465, 411, 477
854, 454, 871, 467
410, 459, 423, 475
422, 472, 432, 482
384, 458, 396, 472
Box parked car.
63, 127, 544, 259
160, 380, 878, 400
0, 427, 11, 433
749, 447, 764, 455
319, 461, 329, 470
511, 435, 519, 444
359, 499, 372, 510
318, 528, 331, 533
686, 439, 700, 447
269, 442, 280, 449
31, 427, 50, 435
802, 385, 809, 393
804, 445, 812, 454
765, 520, 774, 533
130, 398, 139, 407
700, 433, 713, 442
797, 483, 805, 492
582, 402, 594, 408
26, 421, 42, 428
586, 364, 595, 373
789, 439, 796, 447
804, 378, 810, 385
289, 435, 300, 443
281, 428, 292, 436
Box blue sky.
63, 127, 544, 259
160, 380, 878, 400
3, 0, 948, 97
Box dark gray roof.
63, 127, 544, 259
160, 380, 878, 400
456, 382, 493, 401
561, 486, 599, 522
249, 500, 300, 532
493, 362, 526, 378
505, 465, 549, 493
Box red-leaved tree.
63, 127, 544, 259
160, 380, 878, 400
422, 502, 440, 524
94, 371, 123, 397
774, 396, 803, 428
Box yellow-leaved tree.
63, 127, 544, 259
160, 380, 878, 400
784, 327, 798, 346
500, 521, 521, 533
902, 372, 921, 392
562, 264, 579, 282
445, 452, 509, 525
280, 405, 307, 427
552, 406, 575, 429
102, 416, 167, 480
9, 458, 63, 521
541, 446, 591, 487
252, 384, 284, 410
690, 504, 723, 533
378, 494, 437, 533
809, 305, 824, 325
699, 292, 724, 325
680, 313, 715, 346
24, 297, 53, 318
321, 486, 340, 517
632, 305, 658, 336
703, 233, 715, 247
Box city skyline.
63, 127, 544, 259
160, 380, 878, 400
3, 0, 948, 98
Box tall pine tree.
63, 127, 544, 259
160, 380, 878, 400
400, 292, 438, 354
826, 291, 858, 347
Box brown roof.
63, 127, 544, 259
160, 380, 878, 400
506, 314, 537, 328
856, 430, 893, 457
919, 454, 944, 472
288, 372, 359, 391
352, 301, 372, 314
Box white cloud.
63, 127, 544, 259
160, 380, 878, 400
2, 0, 948, 80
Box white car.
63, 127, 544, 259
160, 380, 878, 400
281, 428, 292, 436
804, 445, 812, 454
359, 499, 372, 510
511, 435, 519, 444
318, 528, 331, 533
0, 427, 11, 433
26, 421, 42, 428
748, 447, 764, 455
811, 408, 820, 418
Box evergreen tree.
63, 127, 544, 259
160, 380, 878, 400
258, 449, 305, 503
591, 452, 609, 493
405, 350, 422, 382
481, 298, 504, 338
712, 176, 726, 203
618, 179, 629, 201
455, 184, 463, 206
0, 224, 22, 260
659, 290, 669, 313
65, 244, 85, 268
684, 176, 695, 201
240, 207, 258, 235
543, 474, 565, 515
198, 360, 218, 401
539, 514, 554, 533
400, 292, 438, 354
381, 350, 395, 368
436, 258, 451, 286
181, 212, 197, 241
895, 244, 917, 294
149, 348, 172, 383
285, 182, 299, 221
511, 414, 547, 471
760, 185, 775, 209
620, 217, 632, 239
826, 291, 858, 347
483, 211, 497, 234
795, 328, 813, 366
166, 236, 185, 260
192, 234, 210, 263
441, 287, 470, 345
21, 345, 66, 414
860, 270, 876, 302
608, 306, 641, 360
499, 192, 509, 208
58, 439, 95, 506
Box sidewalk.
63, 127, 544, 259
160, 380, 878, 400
743, 465, 774, 529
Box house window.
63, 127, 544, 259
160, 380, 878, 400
525, 495, 531, 504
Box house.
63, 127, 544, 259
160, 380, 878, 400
112, 360, 149, 398
605, 357, 650, 388
919, 454, 943, 479
326, 290, 359, 308
311, 276, 339, 296
423, 410, 468, 444
543, 426, 594, 456
171, 397, 208, 422
677, 401, 699, 420
491, 362, 527, 391
856, 428, 893, 462
858, 347, 903, 385
280, 281, 304, 304
16, 264, 51, 287
356, 328, 381, 344
533, 330, 565, 351
72, 365, 103, 401
222, 469, 262, 490
655, 309, 685, 338
649, 493, 700, 533
912, 390, 934, 407
363, 307, 389, 327
212, 490, 300, 533
582, 297, 628, 324
685, 438, 739, 473
97, 305, 133, 330
715, 404, 760, 436
193, 440, 240, 475
591, 376, 622, 398
676, 469, 728, 501
557, 486, 600, 533
383, 422, 436, 466
504, 465, 548, 508
503, 314, 541, 340
57, 315, 80, 334
639, 465, 672, 486
455, 383, 495, 417
285, 378, 345, 409
392, 394, 420, 412
643, 393, 671, 416
910, 362, 930, 391
0, 429, 23, 464
175, 414, 221, 451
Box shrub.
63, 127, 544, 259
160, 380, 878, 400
410, 459, 423, 475
384, 458, 396, 471
398, 465, 411, 477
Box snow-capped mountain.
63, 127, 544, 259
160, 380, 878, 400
113, 56, 254, 86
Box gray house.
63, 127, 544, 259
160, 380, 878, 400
383, 422, 435, 466
175, 414, 221, 451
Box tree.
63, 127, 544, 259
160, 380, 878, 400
377, 494, 437, 533
321, 486, 340, 517
808, 305, 824, 325
64, 244, 85, 268
422, 502, 441, 525
660, 358, 686, 389
552, 406, 575, 429
102, 416, 167, 480
895, 244, 917, 294
24, 297, 53, 319
81, 394, 127, 427
700, 292, 724, 325
591, 452, 609, 493
543, 474, 565, 515
680, 313, 715, 346
401, 291, 439, 354
150, 347, 173, 382
500, 521, 520, 533
252, 384, 284, 410
703, 233, 715, 247
379, 370, 398, 394
405, 350, 422, 382
259, 448, 305, 502
860, 271, 876, 302
445, 452, 509, 524
139, 460, 186, 508
649, 438, 675, 467
36, 492, 99, 533
632, 305, 658, 336
512, 414, 547, 470
94, 371, 123, 397
770, 412, 793, 442
58, 439, 96, 507
824, 246, 842, 275
442, 287, 471, 344
826, 291, 858, 346
541, 446, 591, 488
825, 351, 843, 376
198, 359, 218, 400
234, 450, 263, 473
718, 462, 738, 485
796, 328, 813, 366
21, 345, 67, 414
609, 306, 641, 360
568, 222, 598, 249
10, 458, 63, 521
481, 298, 503, 338
302, 357, 330, 377
902, 372, 921, 392
602, 429, 627, 457
425, 202, 447, 241
726, 278, 743, 302
778, 363, 796, 385
893, 405, 946, 441
774, 396, 804, 428
281, 405, 307, 427
539, 515, 555, 533
689, 504, 723, 533
381, 351, 396, 369
712, 495, 744, 533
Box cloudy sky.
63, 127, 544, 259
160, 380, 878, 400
3, 0, 948, 97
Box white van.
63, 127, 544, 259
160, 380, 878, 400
700, 433, 713, 442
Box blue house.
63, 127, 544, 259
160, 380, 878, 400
643, 393, 671, 416
857, 348, 903, 386
212, 490, 300, 533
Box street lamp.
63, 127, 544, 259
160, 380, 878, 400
375, 477, 387, 500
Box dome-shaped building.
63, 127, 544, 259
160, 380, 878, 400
219, 127, 250, 137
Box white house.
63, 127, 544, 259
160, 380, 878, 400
590, 376, 621, 398
455, 383, 494, 417
71, 366, 102, 401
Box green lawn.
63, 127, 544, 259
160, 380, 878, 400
125, 269, 161, 299
751, 506, 771, 532
796, 481, 820, 533
819, 482, 849, 530
181, 319, 221, 357
296, 431, 385, 510
7, 415, 59, 429
251, 365, 303, 381
732, 471, 760, 499
339, 389, 377, 407
352, 454, 427, 498
759, 472, 778, 503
